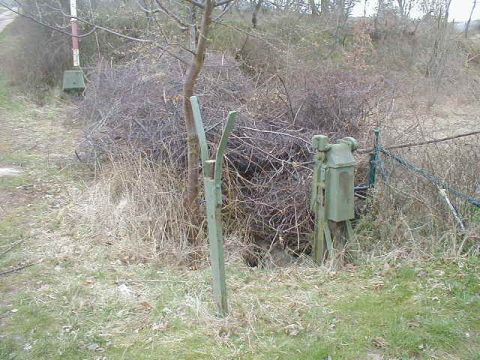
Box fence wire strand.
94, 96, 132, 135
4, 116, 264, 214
379, 148, 480, 208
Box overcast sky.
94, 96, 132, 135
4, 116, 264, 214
353, 0, 479, 22
448, 0, 479, 21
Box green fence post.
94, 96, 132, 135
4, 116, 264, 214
368, 128, 381, 188
191, 96, 237, 317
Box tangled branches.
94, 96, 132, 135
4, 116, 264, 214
77, 52, 387, 252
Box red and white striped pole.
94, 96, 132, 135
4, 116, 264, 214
70, 0, 80, 67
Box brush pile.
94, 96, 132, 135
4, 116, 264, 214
78, 51, 386, 252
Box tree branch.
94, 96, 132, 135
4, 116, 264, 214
0, 0, 190, 64
184, 0, 205, 9
213, 0, 236, 21
135, 0, 163, 15
153, 0, 191, 30
215, 0, 235, 7
0, 2, 97, 38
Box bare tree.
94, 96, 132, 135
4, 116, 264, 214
397, 0, 418, 18
425, 0, 452, 80
130, 0, 236, 234
182, 0, 216, 229
321, 0, 330, 14
309, 0, 320, 15
332, 0, 357, 44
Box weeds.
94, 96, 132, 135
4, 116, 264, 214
353, 136, 480, 261
69, 154, 193, 265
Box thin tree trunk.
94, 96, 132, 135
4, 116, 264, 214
309, 0, 319, 16
252, 0, 262, 28
321, 0, 330, 14
465, 0, 477, 38
183, 0, 214, 239
397, 0, 405, 18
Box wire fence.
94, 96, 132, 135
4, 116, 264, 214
367, 129, 480, 212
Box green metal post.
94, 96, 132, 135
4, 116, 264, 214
368, 128, 381, 188
191, 96, 237, 317
311, 135, 333, 264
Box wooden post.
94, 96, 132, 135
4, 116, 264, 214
191, 96, 237, 317
70, 0, 80, 67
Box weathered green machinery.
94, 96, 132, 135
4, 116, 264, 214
311, 135, 358, 265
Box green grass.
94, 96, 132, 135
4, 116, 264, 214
2, 250, 478, 359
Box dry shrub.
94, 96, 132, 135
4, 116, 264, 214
71, 154, 192, 265
76, 49, 384, 257
353, 137, 480, 260
0, 16, 71, 97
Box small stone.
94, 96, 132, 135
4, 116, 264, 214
117, 284, 134, 298
372, 337, 387, 348
87, 343, 99, 351
152, 321, 168, 332
62, 325, 73, 333
284, 323, 303, 336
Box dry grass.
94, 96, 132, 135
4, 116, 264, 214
353, 136, 480, 261
69, 154, 194, 265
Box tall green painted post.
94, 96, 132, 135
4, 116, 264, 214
190, 96, 237, 317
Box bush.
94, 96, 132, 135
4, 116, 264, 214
69, 10, 478, 263
0, 17, 71, 97
76, 49, 383, 256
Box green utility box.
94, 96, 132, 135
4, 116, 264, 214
63, 69, 85, 92
325, 138, 358, 222
311, 135, 357, 265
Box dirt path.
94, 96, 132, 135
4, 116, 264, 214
0, 9, 15, 33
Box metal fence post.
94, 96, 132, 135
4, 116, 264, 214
191, 96, 237, 317
368, 128, 381, 188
